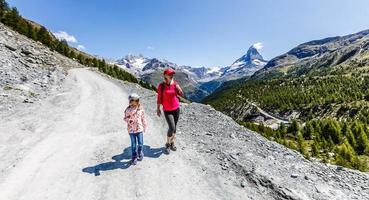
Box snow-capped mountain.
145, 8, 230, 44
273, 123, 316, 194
114, 55, 210, 101
114, 55, 223, 83
220, 45, 267, 80
115, 54, 151, 77
180, 66, 226, 83
113, 45, 267, 101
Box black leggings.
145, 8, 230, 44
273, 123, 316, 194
164, 108, 180, 137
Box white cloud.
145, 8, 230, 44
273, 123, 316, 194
252, 42, 263, 50
147, 46, 155, 50
53, 31, 78, 43
77, 45, 86, 50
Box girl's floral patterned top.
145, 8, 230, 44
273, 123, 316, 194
124, 105, 147, 134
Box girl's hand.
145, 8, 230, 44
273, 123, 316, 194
156, 109, 161, 117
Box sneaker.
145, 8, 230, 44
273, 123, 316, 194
170, 142, 177, 151
138, 151, 144, 161
164, 143, 171, 155
131, 157, 138, 165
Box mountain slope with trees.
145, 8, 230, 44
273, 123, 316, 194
203, 30, 369, 171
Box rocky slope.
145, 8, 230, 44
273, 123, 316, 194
178, 103, 369, 200
0, 22, 84, 113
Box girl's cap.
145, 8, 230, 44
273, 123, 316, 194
128, 93, 140, 101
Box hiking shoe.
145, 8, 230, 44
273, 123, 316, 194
138, 151, 144, 161
131, 157, 138, 165
170, 142, 177, 151
164, 143, 171, 155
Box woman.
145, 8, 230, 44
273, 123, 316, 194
156, 68, 184, 154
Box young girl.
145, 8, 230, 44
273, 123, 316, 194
124, 93, 147, 165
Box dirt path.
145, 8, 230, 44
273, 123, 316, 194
0, 68, 227, 200
250, 102, 290, 124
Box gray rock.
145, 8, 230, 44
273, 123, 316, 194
290, 173, 298, 178
230, 154, 239, 160
21, 48, 33, 55
23, 99, 34, 103
240, 180, 246, 188
26, 58, 36, 64
205, 132, 213, 136
4, 44, 16, 51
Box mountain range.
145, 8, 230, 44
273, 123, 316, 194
253, 29, 369, 79
113, 45, 267, 101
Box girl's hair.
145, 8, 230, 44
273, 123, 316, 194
125, 99, 141, 113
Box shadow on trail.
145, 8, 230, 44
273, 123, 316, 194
82, 145, 165, 176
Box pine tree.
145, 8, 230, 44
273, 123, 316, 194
345, 128, 357, 150
278, 123, 287, 138
36, 26, 53, 47
2, 7, 20, 28
26, 22, 36, 40
56, 39, 69, 56
92, 58, 98, 67
304, 121, 314, 140
327, 137, 335, 151
77, 53, 85, 64
69, 50, 76, 59
312, 141, 320, 157
356, 130, 369, 155
15, 18, 28, 35
297, 131, 308, 157
322, 119, 341, 144
335, 140, 357, 169
288, 120, 300, 136
0, 0, 9, 14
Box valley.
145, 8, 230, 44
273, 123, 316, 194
204, 29, 369, 172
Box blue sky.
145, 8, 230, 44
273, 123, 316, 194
7, 0, 369, 67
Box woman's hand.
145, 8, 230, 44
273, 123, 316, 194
156, 104, 162, 117
156, 108, 162, 117
175, 84, 184, 97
